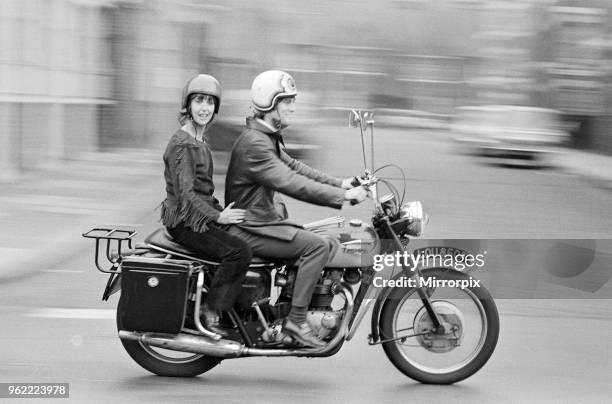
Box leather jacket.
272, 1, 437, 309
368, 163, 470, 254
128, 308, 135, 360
225, 117, 345, 240
160, 129, 223, 232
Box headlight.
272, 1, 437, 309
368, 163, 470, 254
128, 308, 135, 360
391, 201, 427, 237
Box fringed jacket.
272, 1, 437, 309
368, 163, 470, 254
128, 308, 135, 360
225, 117, 346, 241
160, 129, 223, 232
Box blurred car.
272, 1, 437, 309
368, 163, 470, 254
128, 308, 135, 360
451, 105, 570, 167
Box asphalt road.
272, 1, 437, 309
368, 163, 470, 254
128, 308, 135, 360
1, 127, 610, 402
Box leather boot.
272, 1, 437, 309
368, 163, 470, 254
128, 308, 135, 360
283, 319, 326, 348
201, 304, 228, 337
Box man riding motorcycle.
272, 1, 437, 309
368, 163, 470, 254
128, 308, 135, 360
225, 70, 367, 348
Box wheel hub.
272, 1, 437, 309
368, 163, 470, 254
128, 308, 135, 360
413, 300, 464, 353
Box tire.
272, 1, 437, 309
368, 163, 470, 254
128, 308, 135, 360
379, 268, 499, 384
117, 310, 221, 377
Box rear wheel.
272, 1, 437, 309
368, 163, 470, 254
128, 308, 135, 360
379, 268, 499, 384
117, 310, 221, 377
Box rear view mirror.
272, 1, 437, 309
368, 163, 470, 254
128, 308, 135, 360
348, 109, 361, 128
348, 109, 376, 172
348, 109, 375, 129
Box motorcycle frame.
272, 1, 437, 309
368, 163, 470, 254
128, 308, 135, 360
85, 210, 445, 355
142, 247, 363, 353
118, 283, 354, 358
84, 234, 358, 356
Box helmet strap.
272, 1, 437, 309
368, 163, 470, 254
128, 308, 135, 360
261, 109, 282, 131
271, 109, 283, 130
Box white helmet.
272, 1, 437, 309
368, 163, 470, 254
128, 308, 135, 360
251, 70, 297, 112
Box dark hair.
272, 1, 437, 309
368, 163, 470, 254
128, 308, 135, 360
178, 93, 218, 124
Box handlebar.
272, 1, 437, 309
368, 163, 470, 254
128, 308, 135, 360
348, 172, 379, 207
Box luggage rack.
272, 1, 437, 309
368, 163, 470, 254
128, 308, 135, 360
83, 227, 138, 273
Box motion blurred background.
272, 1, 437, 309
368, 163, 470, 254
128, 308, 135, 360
1, 3, 611, 398
1, 0, 611, 179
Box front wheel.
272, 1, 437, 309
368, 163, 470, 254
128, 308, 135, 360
117, 310, 221, 377
379, 268, 499, 384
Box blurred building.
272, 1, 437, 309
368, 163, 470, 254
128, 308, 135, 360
0, 0, 114, 181
546, 3, 612, 150
1, 0, 612, 182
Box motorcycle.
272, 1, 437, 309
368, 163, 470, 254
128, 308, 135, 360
83, 110, 499, 384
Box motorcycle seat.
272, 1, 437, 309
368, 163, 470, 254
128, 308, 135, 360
144, 228, 273, 265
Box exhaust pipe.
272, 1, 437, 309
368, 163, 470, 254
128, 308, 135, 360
118, 330, 244, 359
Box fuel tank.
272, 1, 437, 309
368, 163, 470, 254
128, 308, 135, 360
321, 219, 380, 268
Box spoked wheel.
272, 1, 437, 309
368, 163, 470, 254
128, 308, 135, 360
379, 268, 499, 384
117, 310, 221, 377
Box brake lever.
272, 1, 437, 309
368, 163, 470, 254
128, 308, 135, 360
351, 169, 374, 188
349, 177, 377, 205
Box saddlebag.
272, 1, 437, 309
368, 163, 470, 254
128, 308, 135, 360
118, 257, 200, 334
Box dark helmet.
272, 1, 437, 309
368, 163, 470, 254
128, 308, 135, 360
181, 74, 222, 114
